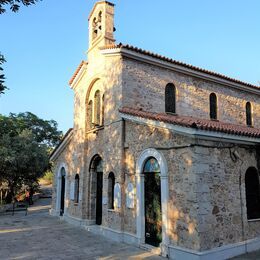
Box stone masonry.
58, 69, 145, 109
50, 2, 260, 259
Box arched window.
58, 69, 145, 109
74, 174, 80, 204
94, 90, 101, 126
108, 172, 115, 209
87, 100, 93, 129
165, 83, 176, 114
245, 167, 260, 220
98, 11, 102, 31
101, 94, 105, 126
143, 157, 161, 173
209, 93, 217, 120
92, 18, 98, 40
246, 102, 252, 126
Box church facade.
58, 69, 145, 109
50, 2, 260, 259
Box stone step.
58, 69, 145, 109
139, 243, 161, 255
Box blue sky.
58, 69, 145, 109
1, 0, 260, 133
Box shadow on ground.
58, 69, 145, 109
0, 198, 162, 260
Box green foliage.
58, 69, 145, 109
0, 113, 62, 203
0, 129, 49, 202
40, 170, 54, 185
0, 112, 62, 148
0, 53, 7, 95
0, 0, 40, 14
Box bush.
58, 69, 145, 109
40, 171, 54, 185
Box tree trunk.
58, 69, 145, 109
5, 189, 14, 204
29, 187, 34, 205
5, 183, 15, 204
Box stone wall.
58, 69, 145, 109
84, 121, 123, 231
192, 141, 259, 251
53, 47, 125, 227
124, 120, 260, 251
51, 134, 84, 219
122, 57, 260, 128
124, 120, 201, 250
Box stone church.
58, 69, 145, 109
50, 1, 260, 259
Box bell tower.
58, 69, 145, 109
88, 1, 115, 51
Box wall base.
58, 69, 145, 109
85, 224, 139, 245
63, 213, 94, 227
49, 208, 59, 216
169, 237, 260, 260
50, 211, 260, 260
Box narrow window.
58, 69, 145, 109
108, 172, 115, 209
92, 18, 98, 40
98, 11, 102, 32
87, 100, 93, 129
74, 174, 80, 204
209, 93, 217, 120
94, 90, 101, 126
165, 83, 176, 114
101, 94, 105, 126
246, 102, 252, 126
245, 167, 260, 220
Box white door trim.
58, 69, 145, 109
136, 148, 169, 256
56, 163, 68, 215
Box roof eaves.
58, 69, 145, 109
69, 61, 87, 87
101, 43, 260, 92
50, 128, 73, 161
119, 107, 260, 139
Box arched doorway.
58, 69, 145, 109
143, 157, 162, 247
60, 167, 66, 216
136, 148, 169, 256
89, 155, 103, 225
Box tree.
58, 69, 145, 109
0, 0, 40, 14
0, 130, 49, 202
0, 112, 62, 203
0, 112, 62, 148
0, 54, 6, 95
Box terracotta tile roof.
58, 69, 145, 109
69, 61, 87, 86
101, 43, 260, 91
50, 128, 73, 159
119, 107, 260, 138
